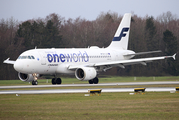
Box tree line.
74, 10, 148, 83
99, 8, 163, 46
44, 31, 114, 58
0, 11, 179, 80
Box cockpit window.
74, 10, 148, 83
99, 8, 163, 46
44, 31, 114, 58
28, 56, 31, 59
18, 55, 35, 59
21, 56, 27, 59
31, 56, 35, 59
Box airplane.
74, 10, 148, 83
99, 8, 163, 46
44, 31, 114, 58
3, 13, 176, 85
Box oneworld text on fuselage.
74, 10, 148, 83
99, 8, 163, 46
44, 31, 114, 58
47, 51, 89, 63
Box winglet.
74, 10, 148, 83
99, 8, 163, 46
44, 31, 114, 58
7, 58, 10, 61
3, 58, 10, 63
172, 53, 176, 60
3, 58, 15, 64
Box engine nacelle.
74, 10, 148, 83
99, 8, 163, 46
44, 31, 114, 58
18, 72, 34, 82
75, 67, 97, 81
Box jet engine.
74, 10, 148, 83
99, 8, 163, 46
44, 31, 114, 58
18, 72, 34, 82
75, 67, 97, 81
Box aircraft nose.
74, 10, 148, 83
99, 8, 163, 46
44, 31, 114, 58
14, 61, 23, 72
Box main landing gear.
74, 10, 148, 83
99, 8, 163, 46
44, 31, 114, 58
52, 78, 62, 85
88, 77, 99, 84
51, 77, 99, 85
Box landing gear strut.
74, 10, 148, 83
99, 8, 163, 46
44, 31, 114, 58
88, 77, 99, 84
32, 73, 38, 85
52, 78, 62, 85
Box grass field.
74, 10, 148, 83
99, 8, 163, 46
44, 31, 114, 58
0, 76, 179, 120
0, 92, 179, 120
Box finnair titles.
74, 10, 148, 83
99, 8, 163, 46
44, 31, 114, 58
3, 13, 176, 85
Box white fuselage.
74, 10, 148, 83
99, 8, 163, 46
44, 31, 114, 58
13, 47, 135, 75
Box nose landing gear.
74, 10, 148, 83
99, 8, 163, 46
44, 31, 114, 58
32, 80, 38, 85
32, 73, 38, 85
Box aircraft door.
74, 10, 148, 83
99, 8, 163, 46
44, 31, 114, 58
38, 52, 46, 65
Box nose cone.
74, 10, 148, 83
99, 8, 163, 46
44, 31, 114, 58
14, 61, 23, 72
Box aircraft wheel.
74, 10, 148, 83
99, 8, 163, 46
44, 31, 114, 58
56, 78, 62, 84
93, 77, 99, 84
32, 80, 38, 85
52, 78, 56, 85
32, 81, 35, 85
34, 81, 38, 85
88, 80, 93, 84
35, 80, 38, 85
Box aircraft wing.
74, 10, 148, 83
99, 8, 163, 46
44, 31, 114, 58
95, 54, 176, 67
3, 58, 15, 65
68, 54, 176, 70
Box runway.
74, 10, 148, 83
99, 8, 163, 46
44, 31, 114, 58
0, 81, 179, 89
0, 81, 179, 94
0, 87, 177, 94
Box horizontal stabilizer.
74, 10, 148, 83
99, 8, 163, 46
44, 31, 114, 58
123, 50, 162, 57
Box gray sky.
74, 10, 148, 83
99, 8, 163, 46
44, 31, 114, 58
0, 0, 178, 21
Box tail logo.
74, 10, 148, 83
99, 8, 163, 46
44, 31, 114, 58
112, 27, 129, 41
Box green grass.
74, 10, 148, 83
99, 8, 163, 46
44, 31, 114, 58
0, 76, 179, 119
0, 92, 179, 120
0, 76, 179, 86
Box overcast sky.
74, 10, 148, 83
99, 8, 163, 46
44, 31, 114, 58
0, 0, 178, 22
